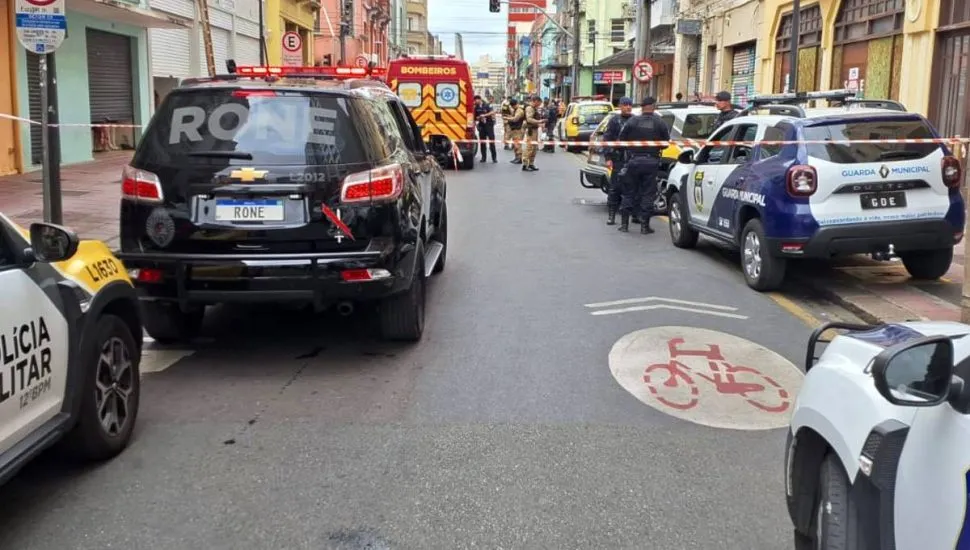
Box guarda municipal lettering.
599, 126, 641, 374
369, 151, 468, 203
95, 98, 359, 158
0, 317, 53, 405
720, 188, 766, 207
841, 166, 931, 177
168, 104, 338, 146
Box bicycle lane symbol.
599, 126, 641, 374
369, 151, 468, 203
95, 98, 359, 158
608, 326, 804, 430
642, 338, 791, 413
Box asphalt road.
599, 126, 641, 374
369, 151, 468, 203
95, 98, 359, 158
1, 147, 825, 550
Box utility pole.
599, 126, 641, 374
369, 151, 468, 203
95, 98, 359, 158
196, 0, 216, 76
633, 0, 651, 101
258, 0, 265, 64
789, 0, 800, 93
570, 0, 580, 101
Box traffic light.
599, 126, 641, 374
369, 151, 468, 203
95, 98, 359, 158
489, 0, 500, 12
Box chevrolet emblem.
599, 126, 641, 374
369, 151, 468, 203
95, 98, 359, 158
230, 167, 269, 182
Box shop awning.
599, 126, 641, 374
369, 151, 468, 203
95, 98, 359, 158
69, 0, 191, 29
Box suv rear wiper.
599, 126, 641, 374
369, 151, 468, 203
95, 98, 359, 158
879, 150, 922, 160
187, 150, 254, 160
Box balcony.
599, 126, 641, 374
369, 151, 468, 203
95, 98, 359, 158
650, 0, 676, 28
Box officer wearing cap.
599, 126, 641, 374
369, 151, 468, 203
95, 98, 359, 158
712, 91, 739, 134
474, 94, 498, 163
616, 96, 670, 234
522, 95, 543, 171
603, 96, 636, 225
505, 98, 526, 164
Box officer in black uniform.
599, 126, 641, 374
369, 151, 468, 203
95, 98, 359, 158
474, 94, 498, 163
711, 91, 739, 134
603, 96, 635, 225
616, 96, 670, 234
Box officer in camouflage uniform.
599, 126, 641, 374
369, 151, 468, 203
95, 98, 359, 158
522, 95, 542, 171
505, 98, 526, 164
500, 99, 513, 150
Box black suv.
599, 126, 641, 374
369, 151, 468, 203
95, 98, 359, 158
117, 66, 448, 343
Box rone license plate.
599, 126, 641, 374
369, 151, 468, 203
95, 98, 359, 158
860, 191, 907, 210
214, 199, 285, 222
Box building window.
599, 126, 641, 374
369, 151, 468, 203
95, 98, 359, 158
829, 0, 905, 100
610, 19, 625, 43
833, 0, 904, 45
774, 3, 823, 92
408, 16, 414, 30
587, 20, 596, 44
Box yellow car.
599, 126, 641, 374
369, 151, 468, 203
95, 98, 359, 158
0, 215, 142, 485
557, 100, 614, 152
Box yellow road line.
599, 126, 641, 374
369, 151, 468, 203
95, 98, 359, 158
767, 292, 822, 328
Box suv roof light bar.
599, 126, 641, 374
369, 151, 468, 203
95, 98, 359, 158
748, 88, 857, 106
181, 66, 388, 85
843, 98, 907, 112
739, 103, 807, 118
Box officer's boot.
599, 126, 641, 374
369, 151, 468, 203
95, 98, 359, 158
606, 206, 617, 225
641, 218, 655, 234
618, 213, 630, 232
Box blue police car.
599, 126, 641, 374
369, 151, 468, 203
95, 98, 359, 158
666, 90, 965, 291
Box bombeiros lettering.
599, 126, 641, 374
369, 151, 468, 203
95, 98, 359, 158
0, 316, 54, 407
400, 66, 458, 76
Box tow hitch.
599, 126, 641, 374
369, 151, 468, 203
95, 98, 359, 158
871, 244, 896, 262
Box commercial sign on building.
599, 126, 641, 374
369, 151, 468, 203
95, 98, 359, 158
676, 19, 702, 35
594, 70, 626, 84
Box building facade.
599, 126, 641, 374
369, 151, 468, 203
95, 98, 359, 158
471, 54, 505, 98
405, 0, 427, 54
149, 0, 264, 104
7, 0, 188, 173
314, 0, 390, 66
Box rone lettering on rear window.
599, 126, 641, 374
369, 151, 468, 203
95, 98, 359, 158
167, 102, 338, 146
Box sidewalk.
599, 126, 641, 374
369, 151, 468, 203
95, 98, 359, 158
0, 151, 130, 248
794, 246, 966, 324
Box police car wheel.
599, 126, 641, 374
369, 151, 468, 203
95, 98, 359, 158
432, 203, 448, 274
141, 302, 204, 344
62, 314, 140, 462
899, 247, 953, 280
379, 246, 426, 342
810, 453, 866, 550
741, 219, 786, 291
668, 192, 698, 249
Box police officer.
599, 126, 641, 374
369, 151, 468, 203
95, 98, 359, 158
604, 96, 635, 225
500, 99, 513, 150
543, 98, 559, 153
474, 94, 498, 163
711, 91, 739, 134
617, 96, 670, 234
505, 98, 526, 164
522, 95, 542, 171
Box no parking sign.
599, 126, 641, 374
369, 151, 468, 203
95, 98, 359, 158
281, 31, 302, 66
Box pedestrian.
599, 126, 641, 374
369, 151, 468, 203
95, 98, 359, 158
543, 97, 559, 153
522, 95, 543, 171
711, 91, 739, 133
616, 96, 670, 234
474, 94, 498, 163
500, 99, 513, 150
675, 92, 683, 102
505, 98, 525, 164
603, 97, 636, 225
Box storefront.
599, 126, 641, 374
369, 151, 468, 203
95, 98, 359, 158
592, 69, 628, 101
697, 0, 761, 105
1, 0, 19, 175
773, 3, 823, 92
265, 0, 317, 65
729, 42, 757, 106
829, 0, 905, 99
14, 2, 186, 171
930, 1, 970, 141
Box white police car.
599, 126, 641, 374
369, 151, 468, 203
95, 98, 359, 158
0, 215, 142, 485
666, 90, 964, 291
787, 320, 970, 549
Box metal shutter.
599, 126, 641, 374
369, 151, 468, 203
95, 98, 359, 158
235, 35, 261, 65
199, 27, 231, 74
150, 0, 194, 19
149, 28, 192, 78
25, 53, 43, 164
86, 29, 134, 122
730, 43, 756, 107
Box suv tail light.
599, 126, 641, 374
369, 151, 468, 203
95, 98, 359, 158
942, 156, 962, 188
786, 165, 817, 197
340, 163, 404, 204
122, 165, 164, 202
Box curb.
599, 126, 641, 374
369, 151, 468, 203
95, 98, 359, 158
793, 271, 953, 325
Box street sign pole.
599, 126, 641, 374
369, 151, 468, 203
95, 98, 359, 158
16, 0, 66, 224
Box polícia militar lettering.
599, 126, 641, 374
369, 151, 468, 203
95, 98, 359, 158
0, 317, 53, 403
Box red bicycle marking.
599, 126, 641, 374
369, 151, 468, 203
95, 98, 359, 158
641, 338, 792, 413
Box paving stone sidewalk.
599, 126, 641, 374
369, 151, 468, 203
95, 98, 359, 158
0, 151, 130, 248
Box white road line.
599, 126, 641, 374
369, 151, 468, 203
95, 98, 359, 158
589, 304, 749, 319
584, 296, 739, 311
141, 347, 195, 374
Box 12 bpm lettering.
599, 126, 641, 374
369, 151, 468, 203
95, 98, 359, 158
0, 317, 53, 409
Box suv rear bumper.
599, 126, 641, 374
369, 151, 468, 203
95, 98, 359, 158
116, 249, 412, 309
767, 219, 962, 258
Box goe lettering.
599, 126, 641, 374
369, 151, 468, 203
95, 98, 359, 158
0, 317, 54, 409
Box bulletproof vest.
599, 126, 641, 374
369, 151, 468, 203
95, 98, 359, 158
508, 107, 525, 130
501, 104, 512, 116
524, 106, 540, 129
625, 113, 667, 156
